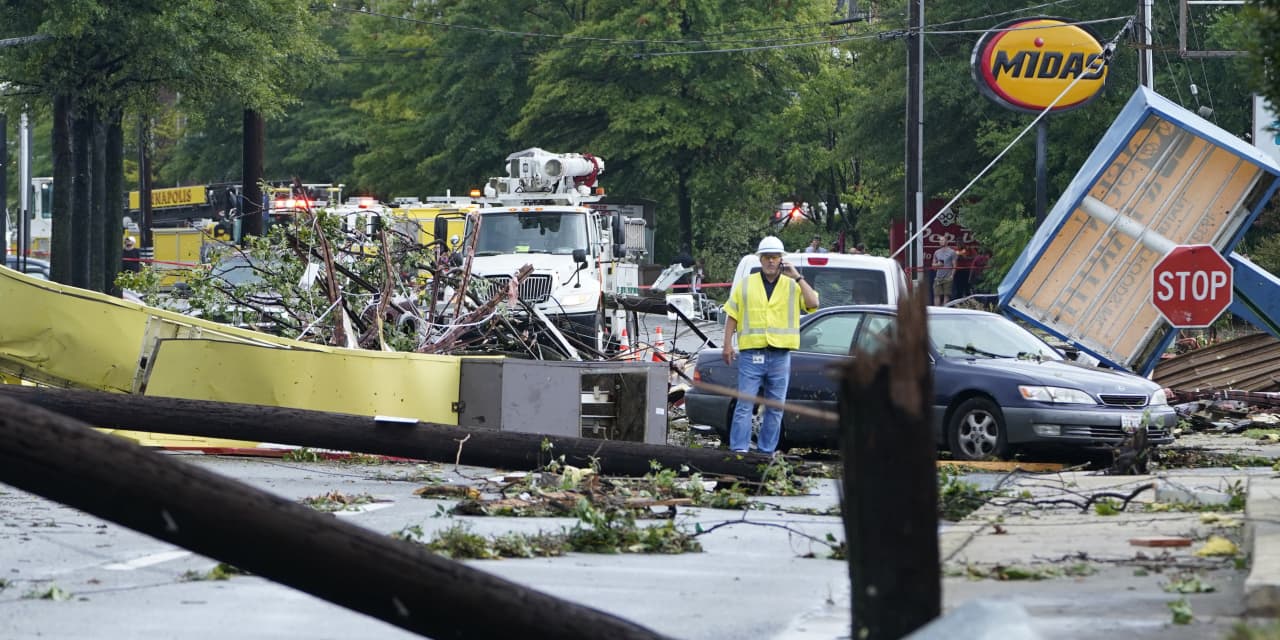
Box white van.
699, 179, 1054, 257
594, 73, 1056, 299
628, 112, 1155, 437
729, 252, 909, 309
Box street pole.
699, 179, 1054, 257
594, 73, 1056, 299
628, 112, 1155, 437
906, 0, 924, 286
1035, 118, 1048, 227
19, 110, 29, 268
1140, 0, 1155, 88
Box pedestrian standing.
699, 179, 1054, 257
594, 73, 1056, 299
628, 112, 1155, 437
122, 237, 142, 273
721, 236, 820, 454
803, 235, 826, 253
932, 238, 957, 306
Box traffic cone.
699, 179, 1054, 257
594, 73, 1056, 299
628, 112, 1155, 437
619, 327, 633, 361
652, 326, 666, 362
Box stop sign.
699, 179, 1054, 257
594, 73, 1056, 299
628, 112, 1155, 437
1151, 244, 1233, 328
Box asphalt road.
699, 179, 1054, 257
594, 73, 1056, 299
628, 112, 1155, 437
0, 454, 849, 640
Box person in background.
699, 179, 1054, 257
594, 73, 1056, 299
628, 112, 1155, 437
970, 247, 991, 293
846, 242, 866, 255
122, 237, 142, 273
721, 236, 820, 455
803, 235, 826, 253
953, 245, 973, 300
931, 237, 957, 306
691, 258, 705, 294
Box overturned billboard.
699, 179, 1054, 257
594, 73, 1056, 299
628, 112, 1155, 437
999, 86, 1280, 374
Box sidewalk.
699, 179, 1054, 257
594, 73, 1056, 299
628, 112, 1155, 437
913, 468, 1271, 639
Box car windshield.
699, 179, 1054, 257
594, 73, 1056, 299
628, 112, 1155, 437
930, 314, 1063, 361
211, 256, 263, 287
473, 212, 588, 256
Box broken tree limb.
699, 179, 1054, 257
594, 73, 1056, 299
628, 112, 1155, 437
0, 395, 670, 640
838, 290, 940, 640
692, 379, 838, 423
0, 386, 773, 480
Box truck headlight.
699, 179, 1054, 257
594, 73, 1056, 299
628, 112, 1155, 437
1017, 385, 1095, 404
1149, 389, 1169, 406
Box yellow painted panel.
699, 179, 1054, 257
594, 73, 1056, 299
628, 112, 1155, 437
145, 339, 461, 425
128, 185, 208, 210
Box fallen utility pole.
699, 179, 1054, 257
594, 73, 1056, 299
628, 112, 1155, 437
0, 395, 669, 640
0, 386, 772, 480
838, 290, 940, 639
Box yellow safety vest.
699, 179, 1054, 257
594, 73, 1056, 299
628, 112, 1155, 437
724, 273, 817, 350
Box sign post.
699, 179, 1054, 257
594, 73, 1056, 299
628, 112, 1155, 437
1151, 244, 1233, 328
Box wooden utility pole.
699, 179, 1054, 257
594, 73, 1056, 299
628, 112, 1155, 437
0, 395, 670, 640
0, 386, 774, 481
838, 289, 940, 639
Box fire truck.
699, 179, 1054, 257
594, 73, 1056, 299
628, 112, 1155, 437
458, 148, 647, 353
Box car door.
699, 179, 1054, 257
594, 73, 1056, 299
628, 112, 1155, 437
788, 311, 865, 437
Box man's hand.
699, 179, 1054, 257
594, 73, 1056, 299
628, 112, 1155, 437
722, 342, 736, 365
781, 261, 801, 280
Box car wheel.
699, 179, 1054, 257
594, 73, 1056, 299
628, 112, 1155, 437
947, 397, 1008, 461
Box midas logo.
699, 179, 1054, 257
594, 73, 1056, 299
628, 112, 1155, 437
972, 17, 1108, 113
990, 50, 1106, 81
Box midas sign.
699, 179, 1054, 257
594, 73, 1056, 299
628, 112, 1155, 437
127, 185, 208, 210
972, 17, 1108, 113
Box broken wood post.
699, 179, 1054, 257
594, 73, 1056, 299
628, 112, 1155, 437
838, 289, 940, 639
0, 385, 771, 481
0, 394, 671, 640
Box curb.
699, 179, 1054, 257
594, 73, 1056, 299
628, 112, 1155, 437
1245, 474, 1280, 615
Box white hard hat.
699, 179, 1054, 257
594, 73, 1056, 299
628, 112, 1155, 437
756, 236, 785, 255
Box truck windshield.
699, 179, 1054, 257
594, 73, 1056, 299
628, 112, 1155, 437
474, 212, 588, 256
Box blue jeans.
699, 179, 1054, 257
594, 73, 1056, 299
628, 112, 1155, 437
730, 348, 791, 453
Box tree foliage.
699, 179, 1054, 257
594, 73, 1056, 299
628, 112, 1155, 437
8, 0, 1277, 291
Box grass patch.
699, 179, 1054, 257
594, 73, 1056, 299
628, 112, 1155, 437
397, 498, 702, 559
1155, 448, 1277, 470
300, 491, 380, 513
951, 562, 1097, 581
181, 563, 250, 581
938, 466, 999, 521
22, 584, 72, 601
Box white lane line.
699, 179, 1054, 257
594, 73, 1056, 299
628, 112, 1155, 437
103, 550, 193, 571
332, 502, 395, 518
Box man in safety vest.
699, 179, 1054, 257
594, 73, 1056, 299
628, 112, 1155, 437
721, 236, 820, 454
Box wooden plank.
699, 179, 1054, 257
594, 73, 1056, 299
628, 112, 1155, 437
0, 385, 772, 481
936, 460, 1066, 473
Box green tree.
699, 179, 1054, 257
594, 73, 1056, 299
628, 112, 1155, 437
0, 0, 330, 291
514, 0, 830, 259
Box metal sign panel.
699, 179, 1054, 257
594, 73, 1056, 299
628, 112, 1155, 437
999, 86, 1280, 373
1253, 95, 1280, 164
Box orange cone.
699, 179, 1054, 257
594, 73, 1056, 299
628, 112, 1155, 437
619, 327, 632, 361
652, 326, 666, 362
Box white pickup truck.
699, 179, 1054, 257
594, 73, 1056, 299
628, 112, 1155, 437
729, 251, 909, 309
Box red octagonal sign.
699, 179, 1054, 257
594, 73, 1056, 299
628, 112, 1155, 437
1151, 244, 1233, 328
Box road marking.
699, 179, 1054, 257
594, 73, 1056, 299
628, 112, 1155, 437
332, 502, 395, 518
103, 550, 192, 571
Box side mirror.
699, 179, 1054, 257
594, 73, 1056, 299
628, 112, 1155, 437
573, 248, 587, 265
450, 234, 460, 249
433, 218, 448, 244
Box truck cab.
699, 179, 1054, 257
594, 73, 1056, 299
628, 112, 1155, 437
463, 148, 644, 352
